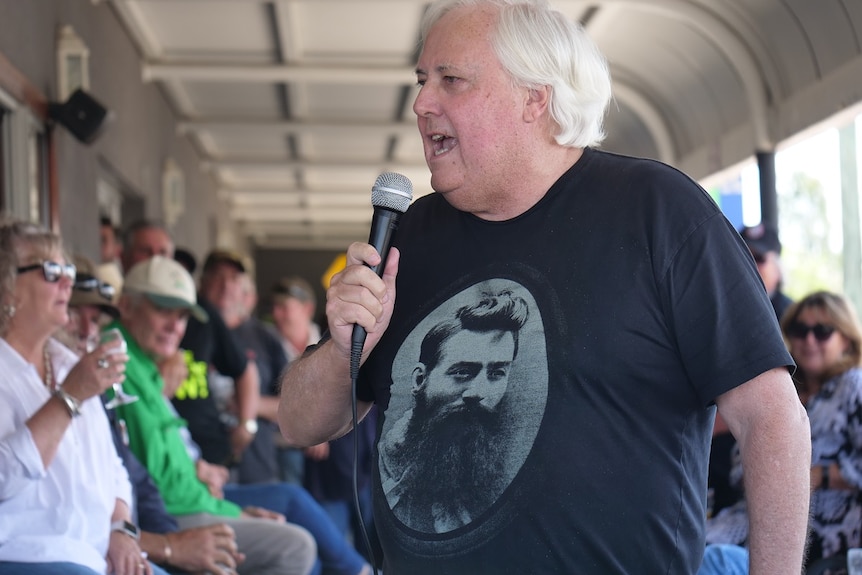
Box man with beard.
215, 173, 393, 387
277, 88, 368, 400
380, 290, 528, 533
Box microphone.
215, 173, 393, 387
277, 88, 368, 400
350, 172, 413, 378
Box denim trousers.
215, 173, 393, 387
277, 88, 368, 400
697, 544, 749, 575
224, 482, 366, 575
0, 561, 170, 575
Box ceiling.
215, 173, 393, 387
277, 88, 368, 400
106, 0, 862, 250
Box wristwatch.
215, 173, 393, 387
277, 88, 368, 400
54, 388, 82, 418
242, 418, 259, 435
110, 520, 140, 540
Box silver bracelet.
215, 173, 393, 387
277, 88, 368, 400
54, 388, 82, 417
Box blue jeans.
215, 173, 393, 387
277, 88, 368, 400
697, 544, 749, 575
278, 447, 306, 485
318, 486, 375, 562
0, 562, 170, 575
224, 482, 366, 575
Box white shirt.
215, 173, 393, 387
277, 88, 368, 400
279, 322, 322, 363
0, 338, 132, 571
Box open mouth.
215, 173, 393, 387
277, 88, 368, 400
430, 133, 457, 156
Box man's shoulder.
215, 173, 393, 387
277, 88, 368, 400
581, 149, 705, 197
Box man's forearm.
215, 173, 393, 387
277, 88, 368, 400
278, 339, 371, 447
258, 395, 279, 422
740, 401, 811, 574
234, 362, 260, 423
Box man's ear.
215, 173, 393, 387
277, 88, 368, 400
523, 85, 551, 123
412, 364, 427, 393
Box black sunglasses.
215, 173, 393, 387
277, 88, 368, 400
786, 321, 836, 342
17, 260, 76, 283
74, 274, 116, 301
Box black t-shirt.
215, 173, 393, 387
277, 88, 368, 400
173, 297, 248, 465
357, 148, 793, 574
231, 318, 287, 484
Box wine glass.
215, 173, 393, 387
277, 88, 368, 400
101, 327, 137, 409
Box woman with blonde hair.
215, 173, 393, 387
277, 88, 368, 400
781, 290, 862, 565
0, 218, 149, 575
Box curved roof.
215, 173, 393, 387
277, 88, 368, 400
111, 0, 862, 249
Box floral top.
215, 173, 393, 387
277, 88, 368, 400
807, 366, 862, 560
706, 366, 862, 561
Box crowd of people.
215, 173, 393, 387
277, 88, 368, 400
0, 216, 374, 575
1, 0, 860, 573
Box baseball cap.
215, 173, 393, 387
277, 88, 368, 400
272, 276, 316, 306
740, 223, 782, 256
70, 255, 120, 318
123, 255, 209, 322
202, 249, 248, 274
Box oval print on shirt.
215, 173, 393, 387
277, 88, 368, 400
379, 278, 548, 535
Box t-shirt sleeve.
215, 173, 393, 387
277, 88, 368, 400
662, 211, 794, 405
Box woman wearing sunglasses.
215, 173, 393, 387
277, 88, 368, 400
0, 218, 150, 575
780, 290, 862, 567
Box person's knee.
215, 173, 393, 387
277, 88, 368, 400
277, 524, 317, 574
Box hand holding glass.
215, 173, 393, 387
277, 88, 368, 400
101, 328, 137, 409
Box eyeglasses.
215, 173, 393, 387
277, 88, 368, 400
751, 251, 767, 264
17, 260, 76, 283
74, 274, 116, 301
786, 321, 836, 342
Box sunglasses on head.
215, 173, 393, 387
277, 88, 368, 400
74, 274, 116, 301
786, 321, 836, 342
17, 260, 76, 283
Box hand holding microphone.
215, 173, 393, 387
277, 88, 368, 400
347, 172, 413, 378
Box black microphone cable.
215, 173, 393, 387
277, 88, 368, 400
347, 172, 412, 575
350, 347, 378, 575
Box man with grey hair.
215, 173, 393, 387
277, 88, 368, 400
111, 256, 316, 575
279, 1, 812, 573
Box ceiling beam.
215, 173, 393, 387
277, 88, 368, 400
204, 158, 428, 171
142, 63, 416, 85
232, 205, 374, 223
227, 190, 371, 206
178, 119, 418, 138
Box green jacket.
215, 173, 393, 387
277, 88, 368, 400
109, 321, 241, 518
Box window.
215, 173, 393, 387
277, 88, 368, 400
0, 59, 51, 225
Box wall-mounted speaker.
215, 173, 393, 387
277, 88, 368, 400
49, 88, 111, 144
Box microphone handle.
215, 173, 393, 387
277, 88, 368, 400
350, 206, 402, 378
366, 206, 401, 275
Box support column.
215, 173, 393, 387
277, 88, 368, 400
756, 150, 777, 228
840, 122, 861, 313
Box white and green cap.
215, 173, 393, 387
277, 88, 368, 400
123, 255, 208, 322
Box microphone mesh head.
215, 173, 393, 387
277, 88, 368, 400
371, 172, 413, 213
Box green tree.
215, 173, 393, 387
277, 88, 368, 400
779, 172, 842, 299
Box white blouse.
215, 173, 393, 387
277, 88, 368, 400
0, 337, 132, 572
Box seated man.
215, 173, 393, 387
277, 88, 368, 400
58, 257, 246, 574
112, 256, 371, 575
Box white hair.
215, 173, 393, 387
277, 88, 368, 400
420, 0, 612, 148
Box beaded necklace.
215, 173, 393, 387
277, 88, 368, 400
43, 345, 54, 391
